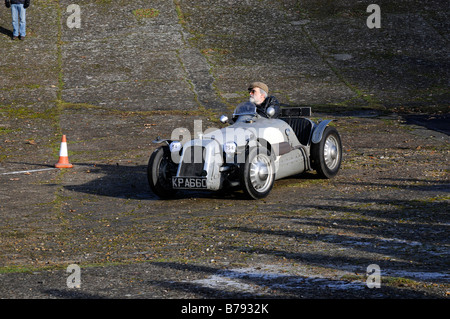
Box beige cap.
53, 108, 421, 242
248, 82, 269, 94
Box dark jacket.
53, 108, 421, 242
256, 96, 281, 119
6, 0, 29, 8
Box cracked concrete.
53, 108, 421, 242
0, 0, 448, 302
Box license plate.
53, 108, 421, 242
172, 177, 207, 189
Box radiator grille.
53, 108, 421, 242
179, 146, 205, 176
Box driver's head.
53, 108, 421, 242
248, 82, 268, 105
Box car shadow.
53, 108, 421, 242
61, 162, 157, 200
62, 162, 251, 201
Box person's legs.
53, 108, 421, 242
18, 4, 26, 38
11, 4, 19, 37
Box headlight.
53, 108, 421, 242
223, 142, 237, 154
169, 141, 182, 153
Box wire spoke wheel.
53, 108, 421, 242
241, 146, 275, 199
249, 153, 274, 193
311, 126, 342, 179
323, 135, 340, 170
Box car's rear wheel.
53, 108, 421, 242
311, 126, 342, 178
147, 145, 177, 198
241, 146, 275, 199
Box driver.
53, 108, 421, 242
248, 82, 281, 118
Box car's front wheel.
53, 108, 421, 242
240, 146, 275, 199
147, 145, 177, 198
311, 126, 342, 178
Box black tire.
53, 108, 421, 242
311, 126, 342, 179
240, 146, 275, 199
147, 145, 177, 198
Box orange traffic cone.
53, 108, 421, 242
55, 135, 73, 168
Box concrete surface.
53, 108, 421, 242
0, 0, 448, 302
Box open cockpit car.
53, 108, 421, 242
148, 102, 342, 199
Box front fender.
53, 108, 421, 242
311, 120, 333, 144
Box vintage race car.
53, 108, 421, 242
147, 102, 342, 199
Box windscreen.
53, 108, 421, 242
232, 102, 257, 117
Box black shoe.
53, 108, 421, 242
19, 35, 25, 40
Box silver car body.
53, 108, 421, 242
164, 102, 329, 192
